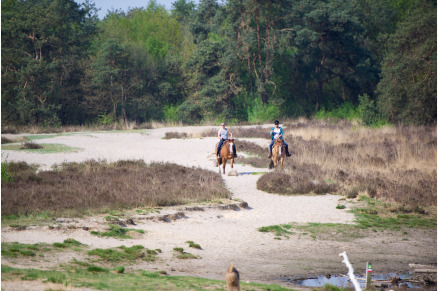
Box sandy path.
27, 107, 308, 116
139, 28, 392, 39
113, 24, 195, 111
0, 126, 388, 286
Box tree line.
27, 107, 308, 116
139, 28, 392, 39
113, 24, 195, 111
1, 0, 436, 127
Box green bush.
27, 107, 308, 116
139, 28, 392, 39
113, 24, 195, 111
177, 100, 202, 124
248, 98, 280, 123
358, 94, 388, 127
315, 102, 359, 120
1, 161, 14, 183
163, 104, 179, 123
96, 112, 114, 125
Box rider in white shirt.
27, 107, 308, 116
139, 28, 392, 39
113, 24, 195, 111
217, 122, 237, 158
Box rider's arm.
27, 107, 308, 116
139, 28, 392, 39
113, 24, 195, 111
229, 129, 233, 139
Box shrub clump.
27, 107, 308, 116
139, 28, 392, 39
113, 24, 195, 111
20, 142, 43, 149
257, 164, 338, 195
1, 160, 230, 216
257, 121, 436, 208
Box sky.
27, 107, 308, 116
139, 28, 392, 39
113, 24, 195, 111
74, 0, 196, 19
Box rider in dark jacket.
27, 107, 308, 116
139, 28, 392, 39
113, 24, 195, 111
268, 120, 291, 158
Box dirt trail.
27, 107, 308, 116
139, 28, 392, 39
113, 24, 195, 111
1, 126, 436, 288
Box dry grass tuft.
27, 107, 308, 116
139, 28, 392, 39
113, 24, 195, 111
257, 163, 337, 195
258, 120, 437, 207
1, 122, 153, 134
20, 142, 43, 149
2, 137, 14, 144
164, 132, 189, 139
199, 126, 269, 139
238, 140, 266, 156
238, 157, 270, 168
1, 160, 230, 216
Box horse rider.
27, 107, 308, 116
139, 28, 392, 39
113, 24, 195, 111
217, 122, 237, 158
268, 120, 291, 158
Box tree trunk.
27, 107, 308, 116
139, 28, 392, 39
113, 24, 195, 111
255, 1, 267, 103
121, 84, 127, 125
247, 54, 254, 98
317, 73, 322, 111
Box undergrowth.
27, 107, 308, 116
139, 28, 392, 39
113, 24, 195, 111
1, 265, 291, 290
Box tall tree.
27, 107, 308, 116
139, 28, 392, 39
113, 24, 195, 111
377, 1, 436, 125
1, 0, 98, 126
289, 0, 379, 110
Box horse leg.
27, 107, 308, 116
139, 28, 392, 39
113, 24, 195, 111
230, 158, 234, 169
280, 157, 284, 168
222, 158, 226, 174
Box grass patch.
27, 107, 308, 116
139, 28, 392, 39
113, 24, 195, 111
88, 245, 157, 263
135, 208, 161, 215
185, 241, 202, 249
350, 196, 436, 230
352, 209, 436, 230
1, 265, 292, 290
259, 198, 436, 240
90, 224, 144, 239
1, 242, 51, 258
173, 247, 200, 259
258, 224, 294, 239
2, 160, 230, 218
2, 143, 80, 153
87, 266, 109, 273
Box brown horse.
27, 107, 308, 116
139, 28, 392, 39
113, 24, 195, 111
269, 138, 285, 169
215, 139, 235, 174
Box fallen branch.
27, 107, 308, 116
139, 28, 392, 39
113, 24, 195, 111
339, 251, 362, 291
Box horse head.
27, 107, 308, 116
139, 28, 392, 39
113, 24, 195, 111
227, 139, 234, 153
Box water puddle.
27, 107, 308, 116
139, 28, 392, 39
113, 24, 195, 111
285, 273, 437, 289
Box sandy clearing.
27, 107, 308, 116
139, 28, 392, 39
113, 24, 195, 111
2, 125, 436, 289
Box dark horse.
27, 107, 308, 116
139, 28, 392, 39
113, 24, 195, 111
215, 139, 235, 174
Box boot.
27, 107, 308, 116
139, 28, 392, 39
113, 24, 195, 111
286, 151, 291, 157
268, 151, 272, 158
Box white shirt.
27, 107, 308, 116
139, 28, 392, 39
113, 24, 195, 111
273, 128, 281, 140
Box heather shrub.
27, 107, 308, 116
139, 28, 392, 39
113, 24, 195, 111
1, 160, 230, 216
261, 120, 437, 207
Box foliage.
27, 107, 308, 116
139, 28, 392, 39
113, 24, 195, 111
377, 1, 436, 125
1, 265, 292, 290
1, 0, 98, 127
1, 161, 14, 184
87, 245, 156, 262
314, 102, 360, 121
248, 98, 280, 123
163, 105, 179, 123
1, 0, 436, 126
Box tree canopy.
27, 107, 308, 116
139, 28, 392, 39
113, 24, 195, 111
1, 0, 436, 127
